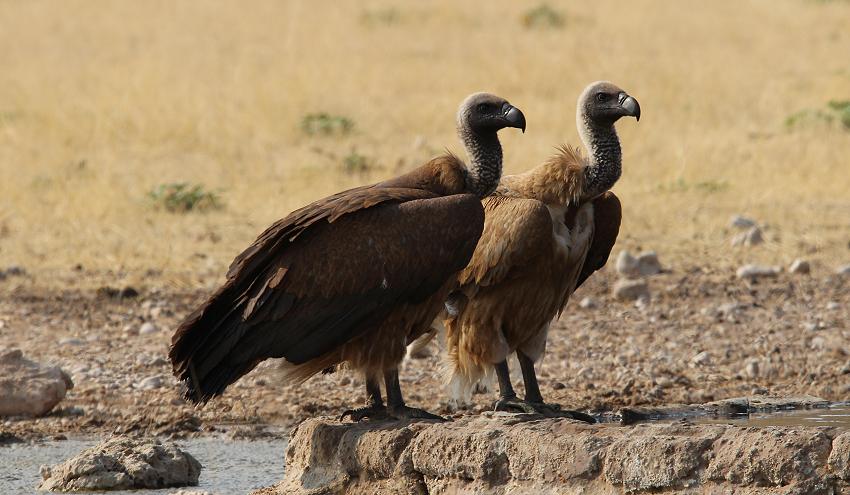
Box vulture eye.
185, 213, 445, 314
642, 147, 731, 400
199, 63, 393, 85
595, 93, 607, 102
476, 103, 488, 113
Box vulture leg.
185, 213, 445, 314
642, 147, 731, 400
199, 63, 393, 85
492, 359, 534, 413
340, 377, 388, 421
384, 369, 445, 421
516, 351, 595, 424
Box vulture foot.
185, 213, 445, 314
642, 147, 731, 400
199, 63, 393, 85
339, 405, 389, 422
388, 405, 446, 422
494, 399, 595, 423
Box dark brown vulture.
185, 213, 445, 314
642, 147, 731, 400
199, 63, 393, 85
443, 81, 639, 421
169, 93, 526, 421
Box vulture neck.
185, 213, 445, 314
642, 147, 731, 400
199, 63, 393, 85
458, 126, 502, 198
578, 114, 622, 200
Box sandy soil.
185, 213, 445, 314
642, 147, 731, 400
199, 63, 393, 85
0, 266, 847, 441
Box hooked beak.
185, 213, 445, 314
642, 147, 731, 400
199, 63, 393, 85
502, 102, 527, 133
618, 93, 640, 122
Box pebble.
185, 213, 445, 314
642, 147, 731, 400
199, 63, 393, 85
636, 251, 663, 276
788, 259, 810, 275
745, 360, 760, 378
736, 264, 780, 280
578, 297, 597, 309
139, 322, 158, 335
826, 301, 840, 310
616, 251, 640, 278
58, 338, 85, 346
691, 351, 711, 366
731, 227, 763, 247
613, 278, 650, 301
123, 324, 138, 335
137, 375, 163, 390
4, 265, 26, 276
729, 215, 757, 229
810, 336, 826, 350
836, 264, 850, 276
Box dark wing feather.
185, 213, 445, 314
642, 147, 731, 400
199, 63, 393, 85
575, 191, 621, 289
169, 190, 484, 402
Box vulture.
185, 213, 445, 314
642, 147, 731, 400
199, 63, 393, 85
443, 81, 639, 421
169, 92, 526, 421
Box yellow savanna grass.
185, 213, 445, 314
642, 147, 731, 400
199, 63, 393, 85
1, 0, 848, 289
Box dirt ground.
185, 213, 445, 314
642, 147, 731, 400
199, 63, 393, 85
1, 264, 847, 442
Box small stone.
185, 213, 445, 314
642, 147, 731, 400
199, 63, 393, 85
138, 376, 163, 390
634, 297, 650, 310
736, 264, 780, 280
123, 324, 138, 335
552, 381, 566, 390
788, 259, 810, 275
139, 322, 158, 335
731, 226, 763, 247
836, 264, 850, 276
636, 251, 662, 276
58, 337, 85, 346
655, 376, 673, 388
150, 357, 168, 367
745, 360, 760, 378
691, 351, 711, 366
810, 336, 826, 350
613, 278, 650, 301
826, 301, 840, 310
803, 322, 818, 332
729, 215, 757, 229
751, 386, 768, 395
578, 297, 596, 309
616, 251, 640, 278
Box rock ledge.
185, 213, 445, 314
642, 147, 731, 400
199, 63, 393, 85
255, 413, 849, 495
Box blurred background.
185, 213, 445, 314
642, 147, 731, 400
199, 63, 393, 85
1, 0, 848, 289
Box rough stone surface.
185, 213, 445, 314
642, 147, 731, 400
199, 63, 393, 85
613, 278, 650, 301
829, 433, 850, 481
255, 415, 850, 495
836, 264, 850, 276
736, 264, 781, 280
0, 349, 73, 417
39, 435, 202, 491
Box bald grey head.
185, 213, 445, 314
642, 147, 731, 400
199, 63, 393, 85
576, 81, 640, 198
456, 93, 526, 198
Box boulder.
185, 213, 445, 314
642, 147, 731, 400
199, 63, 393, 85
39, 436, 202, 491
254, 414, 850, 494
0, 349, 73, 417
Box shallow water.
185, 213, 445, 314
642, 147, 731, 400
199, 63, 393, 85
0, 437, 286, 495
695, 404, 850, 429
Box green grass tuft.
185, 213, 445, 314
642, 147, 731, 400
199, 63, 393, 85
521, 4, 565, 29
301, 113, 355, 136
148, 183, 223, 212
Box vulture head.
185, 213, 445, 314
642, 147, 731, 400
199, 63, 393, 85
458, 92, 527, 135
579, 81, 641, 125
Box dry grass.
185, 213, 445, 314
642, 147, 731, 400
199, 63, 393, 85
1, 0, 849, 289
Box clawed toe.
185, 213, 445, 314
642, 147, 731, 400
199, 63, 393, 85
340, 405, 388, 422
494, 398, 539, 414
